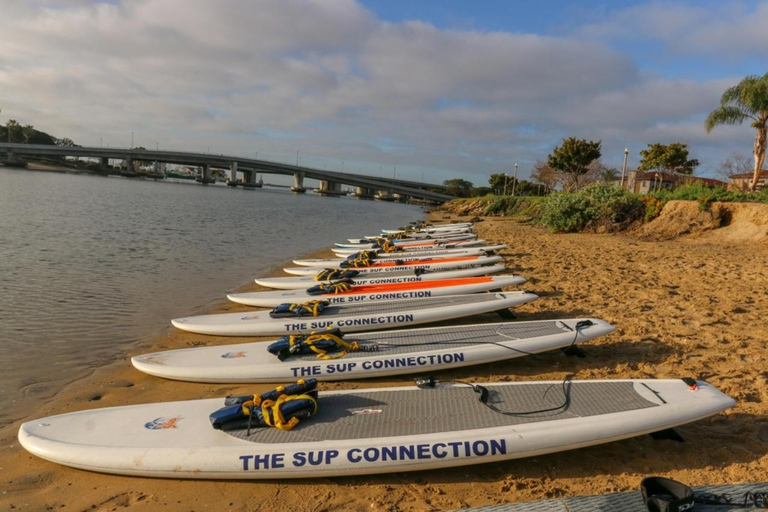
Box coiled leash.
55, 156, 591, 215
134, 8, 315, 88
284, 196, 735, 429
340, 254, 374, 268
267, 328, 377, 360
378, 240, 402, 253
306, 279, 354, 295
313, 268, 360, 281
209, 379, 319, 434
269, 300, 330, 318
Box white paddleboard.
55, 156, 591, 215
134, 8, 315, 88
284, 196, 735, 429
381, 223, 473, 234
294, 250, 489, 267
332, 244, 507, 258
335, 239, 485, 250
19, 379, 734, 479
347, 233, 476, 244
133, 318, 615, 383
255, 263, 506, 290
283, 255, 503, 276
171, 292, 538, 336
227, 275, 525, 307
357, 228, 471, 241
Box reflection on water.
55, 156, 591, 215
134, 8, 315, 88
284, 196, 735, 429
0, 168, 423, 425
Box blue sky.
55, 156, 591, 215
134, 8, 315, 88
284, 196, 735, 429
1, 0, 766, 184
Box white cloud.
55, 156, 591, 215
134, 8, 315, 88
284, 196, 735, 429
0, 0, 762, 184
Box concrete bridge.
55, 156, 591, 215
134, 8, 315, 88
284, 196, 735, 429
0, 143, 453, 203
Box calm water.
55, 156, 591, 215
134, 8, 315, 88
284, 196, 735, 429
0, 168, 423, 425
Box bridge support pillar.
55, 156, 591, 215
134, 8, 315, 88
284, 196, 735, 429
241, 170, 262, 189
354, 187, 375, 200
316, 180, 344, 197
124, 157, 134, 174
291, 172, 306, 193
197, 164, 215, 184
227, 161, 239, 187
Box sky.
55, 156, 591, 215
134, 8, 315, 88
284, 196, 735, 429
1, 0, 767, 185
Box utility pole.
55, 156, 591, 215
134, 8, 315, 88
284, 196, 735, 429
620, 146, 629, 188
503, 174, 508, 196
131, 131, 134, 149
511, 163, 519, 196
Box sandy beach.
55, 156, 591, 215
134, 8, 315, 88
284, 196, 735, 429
2, 203, 767, 511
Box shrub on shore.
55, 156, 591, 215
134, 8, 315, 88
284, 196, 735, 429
649, 183, 768, 210
540, 183, 644, 232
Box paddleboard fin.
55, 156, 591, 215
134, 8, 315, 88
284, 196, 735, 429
561, 345, 588, 358
495, 308, 517, 320
648, 428, 685, 442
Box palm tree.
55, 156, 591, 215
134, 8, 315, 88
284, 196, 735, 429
23, 124, 35, 144
705, 73, 768, 191
600, 168, 620, 183
5, 119, 19, 143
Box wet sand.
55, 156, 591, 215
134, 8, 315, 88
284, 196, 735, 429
2, 213, 767, 511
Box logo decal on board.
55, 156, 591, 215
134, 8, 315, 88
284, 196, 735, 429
144, 416, 182, 429
351, 409, 383, 415
221, 351, 247, 359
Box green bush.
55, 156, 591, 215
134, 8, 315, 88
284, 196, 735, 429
540, 183, 644, 232
540, 192, 595, 232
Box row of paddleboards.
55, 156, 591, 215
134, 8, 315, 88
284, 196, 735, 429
18, 221, 735, 480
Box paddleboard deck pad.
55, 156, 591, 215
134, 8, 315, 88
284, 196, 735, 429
171, 292, 538, 336
133, 318, 615, 383
227, 275, 526, 307
18, 379, 734, 479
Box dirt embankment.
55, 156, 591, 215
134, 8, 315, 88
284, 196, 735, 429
640, 200, 768, 243
443, 196, 768, 244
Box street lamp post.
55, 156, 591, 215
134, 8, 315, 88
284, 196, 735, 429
620, 146, 629, 188
131, 131, 134, 149
511, 163, 519, 196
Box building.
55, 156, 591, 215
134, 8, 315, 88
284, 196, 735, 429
729, 170, 768, 191
626, 171, 727, 194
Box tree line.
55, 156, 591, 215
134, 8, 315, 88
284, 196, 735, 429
1, 117, 76, 147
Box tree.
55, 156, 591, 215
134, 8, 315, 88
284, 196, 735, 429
5, 119, 19, 143
705, 73, 768, 191
488, 173, 508, 195
55, 137, 77, 147
443, 178, 473, 198
22, 124, 35, 144
716, 152, 753, 182
471, 186, 492, 197
637, 142, 699, 174
530, 161, 560, 191
546, 137, 602, 191
599, 167, 620, 183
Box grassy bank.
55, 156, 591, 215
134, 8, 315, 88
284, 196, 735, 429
443, 182, 768, 233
